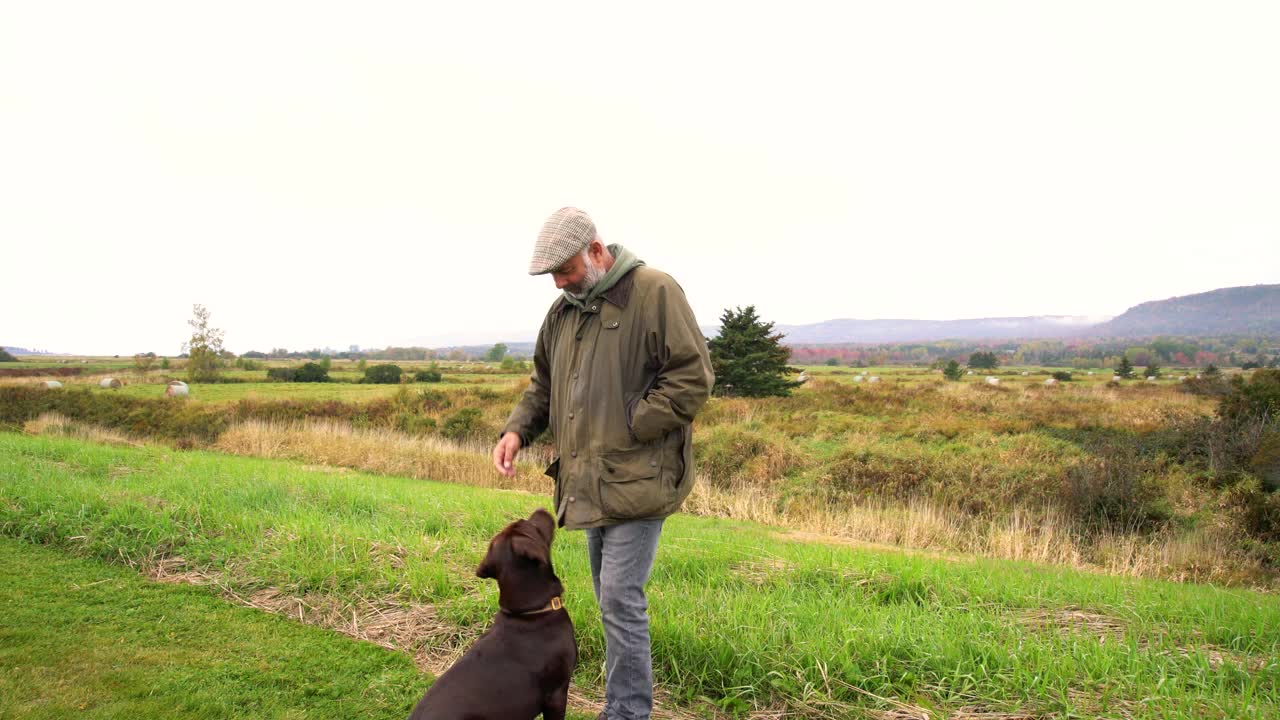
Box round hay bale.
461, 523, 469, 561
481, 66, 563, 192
99, 377, 122, 389
165, 380, 189, 397
43, 380, 64, 389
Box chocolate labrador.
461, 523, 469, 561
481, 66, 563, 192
407, 508, 577, 720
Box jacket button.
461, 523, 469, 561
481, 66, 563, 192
569, 412, 575, 419
590, 305, 598, 311
568, 496, 576, 503
650, 459, 658, 467
570, 451, 577, 458
572, 372, 579, 379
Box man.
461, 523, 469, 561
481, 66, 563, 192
492, 207, 714, 720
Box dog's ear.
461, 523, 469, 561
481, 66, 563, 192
510, 525, 550, 566
528, 508, 555, 548
475, 539, 499, 579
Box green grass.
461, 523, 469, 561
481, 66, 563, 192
0, 536, 429, 719
2, 432, 1277, 718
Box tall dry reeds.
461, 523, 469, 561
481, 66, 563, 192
215, 419, 555, 495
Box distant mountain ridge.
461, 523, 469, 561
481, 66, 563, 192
774, 316, 1110, 345
1090, 284, 1280, 338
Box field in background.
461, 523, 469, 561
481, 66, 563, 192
3, 432, 1276, 719
3, 358, 1273, 588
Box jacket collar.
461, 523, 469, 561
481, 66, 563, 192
559, 266, 637, 313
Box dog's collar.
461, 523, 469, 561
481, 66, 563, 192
501, 596, 564, 617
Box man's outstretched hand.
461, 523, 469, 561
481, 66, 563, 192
492, 432, 522, 477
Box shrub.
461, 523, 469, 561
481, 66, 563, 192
266, 367, 298, 382
0, 349, 18, 362
968, 351, 998, 369
440, 407, 490, 441
1063, 441, 1172, 529
294, 362, 330, 383
362, 364, 403, 384
414, 370, 443, 383
1219, 368, 1280, 426
417, 389, 452, 412
394, 412, 437, 436
695, 425, 806, 488
1052, 371, 1073, 382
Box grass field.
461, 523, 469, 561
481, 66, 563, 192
3, 432, 1276, 719
0, 537, 432, 719
5, 363, 1273, 587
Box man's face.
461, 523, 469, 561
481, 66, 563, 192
550, 253, 588, 293
550, 246, 606, 297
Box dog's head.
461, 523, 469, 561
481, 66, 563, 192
478, 507, 558, 579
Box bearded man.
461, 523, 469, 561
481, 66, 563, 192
493, 207, 714, 720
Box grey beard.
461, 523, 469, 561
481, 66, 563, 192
569, 256, 607, 299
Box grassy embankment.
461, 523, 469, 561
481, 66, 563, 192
2, 432, 1277, 719
3, 362, 1273, 586
0, 537, 433, 719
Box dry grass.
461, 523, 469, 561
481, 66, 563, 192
215, 419, 554, 495
23, 412, 142, 447
23, 414, 1272, 587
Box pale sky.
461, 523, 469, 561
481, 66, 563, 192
2, 2, 1277, 355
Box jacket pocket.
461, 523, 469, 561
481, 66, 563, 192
598, 448, 671, 519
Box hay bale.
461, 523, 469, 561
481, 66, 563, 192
985, 376, 1000, 386
868, 376, 881, 383
1044, 378, 1057, 386
43, 380, 63, 389
99, 377, 122, 389
165, 380, 189, 397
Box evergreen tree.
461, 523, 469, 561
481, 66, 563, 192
1116, 356, 1134, 379
708, 306, 800, 397
943, 359, 964, 381
1143, 362, 1161, 378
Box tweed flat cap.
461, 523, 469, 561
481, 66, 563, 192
528, 207, 597, 275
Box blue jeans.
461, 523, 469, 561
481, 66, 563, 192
584, 518, 665, 720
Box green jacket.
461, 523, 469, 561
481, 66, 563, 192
503, 265, 715, 529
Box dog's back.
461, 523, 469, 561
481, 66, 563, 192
407, 509, 576, 720
408, 610, 576, 719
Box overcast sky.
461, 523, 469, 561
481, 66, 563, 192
2, 2, 1277, 355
